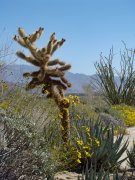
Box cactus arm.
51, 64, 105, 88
16, 51, 40, 66
23, 70, 40, 78
13, 35, 27, 48
58, 64, 71, 71
60, 76, 72, 87
18, 27, 28, 38
29, 27, 44, 43
48, 59, 65, 66
25, 78, 43, 90
51, 38, 65, 55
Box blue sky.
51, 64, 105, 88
0, 0, 135, 75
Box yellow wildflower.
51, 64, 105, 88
63, 108, 69, 112
77, 140, 83, 146
83, 145, 91, 150
94, 138, 100, 146
85, 127, 90, 133
74, 96, 80, 104
77, 151, 82, 159
72, 100, 76, 105
61, 125, 64, 130
69, 94, 73, 99
63, 98, 70, 104
85, 151, 93, 158
77, 114, 81, 119
76, 159, 81, 164
58, 113, 63, 118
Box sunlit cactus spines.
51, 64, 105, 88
14, 27, 72, 143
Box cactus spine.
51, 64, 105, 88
14, 27, 72, 143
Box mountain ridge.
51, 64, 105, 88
0, 64, 96, 93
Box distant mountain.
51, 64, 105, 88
0, 64, 96, 93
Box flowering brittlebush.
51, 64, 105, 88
68, 95, 80, 105
112, 104, 135, 126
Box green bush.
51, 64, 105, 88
69, 101, 98, 121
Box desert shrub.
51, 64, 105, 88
83, 84, 109, 113
69, 101, 98, 121
0, 108, 61, 179
0, 85, 64, 178
67, 94, 100, 124
95, 44, 135, 105
61, 118, 128, 173
111, 104, 135, 127
0, 86, 60, 128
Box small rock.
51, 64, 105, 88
18, 175, 27, 180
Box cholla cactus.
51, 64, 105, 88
14, 27, 72, 143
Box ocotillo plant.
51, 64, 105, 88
95, 45, 135, 105
14, 27, 72, 143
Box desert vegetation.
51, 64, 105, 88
1, 28, 135, 179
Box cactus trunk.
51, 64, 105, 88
59, 99, 70, 143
